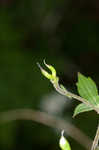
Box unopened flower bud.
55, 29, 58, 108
59, 130, 71, 150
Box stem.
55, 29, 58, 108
38, 62, 99, 150
51, 80, 99, 150
0, 108, 92, 150
91, 124, 99, 150
51, 80, 99, 114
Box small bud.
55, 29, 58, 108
59, 130, 71, 150
44, 60, 56, 78
37, 62, 52, 79
37, 61, 58, 83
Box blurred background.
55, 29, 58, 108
0, 0, 99, 150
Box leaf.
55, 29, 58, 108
73, 103, 93, 117
74, 73, 99, 116
77, 73, 98, 105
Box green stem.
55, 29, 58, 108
38, 61, 99, 150
51, 80, 99, 114
51, 80, 99, 150
91, 124, 99, 150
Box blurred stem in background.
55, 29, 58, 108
0, 108, 92, 150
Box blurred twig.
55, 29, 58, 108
0, 108, 92, 150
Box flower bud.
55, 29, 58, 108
59, 130, 71, 150
37, 60, 57, 82
37, 62, 52, 79
44, 60, 56, 78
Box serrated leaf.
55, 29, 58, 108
77, 73, 98, 105
73, 103, 93, 117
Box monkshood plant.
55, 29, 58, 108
37, 60, 99, 150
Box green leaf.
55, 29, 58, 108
73, 103, 93, 117
77, 73, 98, 105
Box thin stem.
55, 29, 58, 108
38, 61, 99, 150
51, 80, 99, 150
51, 80, 99, 114
91, 124, 99, 150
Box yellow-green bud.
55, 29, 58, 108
37, 62, 52, 79
44, 60, 56, 78
41, 69, 52, 79
59, 130, 71, 150
37, 60, 58, 83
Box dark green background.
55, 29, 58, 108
0, 0, 99, 150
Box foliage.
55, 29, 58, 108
38, 60, 99, 150
0, 1, 99, 150
74, 73, 99, 117
38, 60, 99, 116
